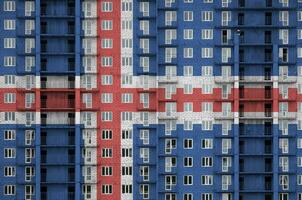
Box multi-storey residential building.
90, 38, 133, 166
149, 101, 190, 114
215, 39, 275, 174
0, 0, 302, 200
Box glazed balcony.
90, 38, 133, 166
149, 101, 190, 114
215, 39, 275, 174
40, 112, 75, 126
41, 99, 75, 110
40, 79, 75, 90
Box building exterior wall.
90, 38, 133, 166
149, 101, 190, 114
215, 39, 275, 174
0, 0, 302, 200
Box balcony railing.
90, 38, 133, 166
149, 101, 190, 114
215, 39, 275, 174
41, 81, 75, 89
41, 99, 75, 109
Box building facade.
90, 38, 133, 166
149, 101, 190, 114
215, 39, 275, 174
0, 0, 302, 200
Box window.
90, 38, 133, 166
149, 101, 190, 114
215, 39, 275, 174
4, 56, 16, 67
121, 2, 132, 12
184, 102, 193, 112
201, 175, 213, 185
140, 166, 149, 181
202, 66, 213, 76
184, 48, 193, 58
101, 2, 113, 12
201, 193, 213, 200
101, 112, 112, 121
202, 29, 213, 39
25, 148, 35, 163
279, 157, 289, 172
4, 148, 16, 158
201, 48, 213, 58
184, 11, 193, 21
122, 39, 132, 49
122, 166, 132, 175
4, 93, 16, 103
184, 193, 193, 200
140, 39, 149, 53
222, 175, 232, 190
4, 19, 15, 30
202, 84, 213, 94
121, 93, 133, 103
222, 139, 232, 154
122, 129, 132, 139
184, 84, 193, 94
222, 48, 231, 63
183, 175, 193, 185
25, 38, 35, 53
102, 184, 112, 194
4, 130, 16, 140
140, 148, 149, 163
165, 175, 177, 190
165, 29, 177, 44
101, 20, 113, 30
101, 148, 112, 158
165, 157, 177, 172
122, 148, 132, 158
279, 175, 289, 190
202, 120, 213, 130
184, 66, 193, 76
183, 139, 193, 149
101, 130, 112, 140
4, 166, 15, 177
101, 75, 113, 85
201, 139, 213, 149
4, 112, 15, 121
202, 11, 213, 21
4, 38, 15, 48
184, 157, 193, 167
140, 20, 149, 35
201, 157, 213, 167
25, 20, 34, 35
25, 166, 34, 182
122, 184, 132, 194
140, 2, 149, 16
101, 39, 113, 49
4, 1, 15, 11
4, 75, 15, 85
184, 29, 193, 40
140, 130, 149, 145
101, 93, 113, 103
222, 157, 232, 172
202, 102, 213, 112
222, 11, 231, 26
279, 11, 289, 26
140, 184, 149, 199
4, 185, 15, 195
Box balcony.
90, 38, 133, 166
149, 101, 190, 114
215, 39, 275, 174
41, 99, 75, 110
158, 76, 178, 84
41, 113, 75, 127
41, 81, 75, 90
239, 112, 272, 119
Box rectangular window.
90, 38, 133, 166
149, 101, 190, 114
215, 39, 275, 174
4, 38, 15, 48
4, 185, 15, 195
4, 93, 16, 103
184, 11, 193, 21
201, 175, 213, 185
201, 29, 213, 40
4, 166, 15, 177
101, 75, 113, 85
4, 1, 16, 11
184, 29, 193, 40
101, 112, 112, 121
4, 19, 15, 30
101, 2, 113, 12
4, 148, 16, 158
202, 11, 213, 21
4, 130, 16, 140
4, 56, 16, 67
201, 48, 213, 58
